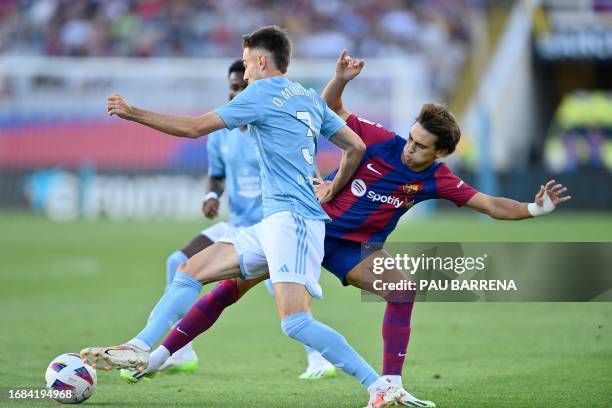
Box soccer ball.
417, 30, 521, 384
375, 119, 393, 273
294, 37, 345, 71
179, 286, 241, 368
45, 353, 97, 404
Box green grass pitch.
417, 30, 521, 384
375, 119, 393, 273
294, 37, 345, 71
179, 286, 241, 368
0, 213, 611, 407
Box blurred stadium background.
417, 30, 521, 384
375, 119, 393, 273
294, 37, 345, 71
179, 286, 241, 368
1, 0, 610, 221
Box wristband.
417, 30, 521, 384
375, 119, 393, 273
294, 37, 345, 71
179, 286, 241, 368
204, 191, 219, 202
527, 192, 555, 217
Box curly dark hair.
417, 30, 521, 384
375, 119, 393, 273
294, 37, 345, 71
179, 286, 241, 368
415, 103, 461, 154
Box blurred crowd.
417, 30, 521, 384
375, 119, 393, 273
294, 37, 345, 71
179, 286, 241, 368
0, 0, 481, 96
545, 91, 612, 173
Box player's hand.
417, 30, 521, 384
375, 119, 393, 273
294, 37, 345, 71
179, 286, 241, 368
107, 94, 135, 120
314, 178, 334, 204
335, 49, 365, 82
535, 179, 571, 207
312, 177, 326, 186
202, 198, 220, 219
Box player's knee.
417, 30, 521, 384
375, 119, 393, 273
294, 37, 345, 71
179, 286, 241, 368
280, 311, 312, 339
166, 251, 185, 273
177, 259, 198, 278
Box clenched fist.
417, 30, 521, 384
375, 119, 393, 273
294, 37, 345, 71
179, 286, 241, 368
202, 198, 220, 219
107, 94, 135, 120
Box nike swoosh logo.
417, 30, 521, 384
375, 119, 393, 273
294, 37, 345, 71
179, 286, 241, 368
398, 352, 407, 357
176, 327, 189, 336
367, 163, 383, 175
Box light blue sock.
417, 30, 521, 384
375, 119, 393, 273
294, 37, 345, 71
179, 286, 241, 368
136, 271, 202, 348
166, 250, 188, 290
281, 312, 379, 388
304, 344, 316, 355
264, 279, 275, 297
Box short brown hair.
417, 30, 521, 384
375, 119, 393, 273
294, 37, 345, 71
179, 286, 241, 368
242, 25, 291, 73
415, 103, 461, 154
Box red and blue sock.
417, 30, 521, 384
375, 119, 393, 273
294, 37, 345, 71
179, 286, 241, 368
163, 279, 238, 354
382, 300, 414, 376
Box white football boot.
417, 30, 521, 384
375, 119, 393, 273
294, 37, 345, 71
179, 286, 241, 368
80, 344, 148, 371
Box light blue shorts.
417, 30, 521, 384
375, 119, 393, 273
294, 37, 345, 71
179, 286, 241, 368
219, 211, 325, 299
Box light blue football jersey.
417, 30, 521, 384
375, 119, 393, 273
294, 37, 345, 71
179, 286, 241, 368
207, 127, 262, 227
214, 76, 345, 220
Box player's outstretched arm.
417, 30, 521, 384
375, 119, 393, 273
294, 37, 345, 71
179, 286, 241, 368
316, 126, 365, 203
107, 94, 226, 138
465, 180, 571, 220
321, 49, 365, 120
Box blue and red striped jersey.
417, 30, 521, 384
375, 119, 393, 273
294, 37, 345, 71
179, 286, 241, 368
323, 114, 477, 243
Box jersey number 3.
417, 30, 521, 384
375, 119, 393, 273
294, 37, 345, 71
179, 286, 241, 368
297, 111, 315, 165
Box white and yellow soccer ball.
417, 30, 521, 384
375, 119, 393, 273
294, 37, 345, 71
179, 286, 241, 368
45, 353, 97, 404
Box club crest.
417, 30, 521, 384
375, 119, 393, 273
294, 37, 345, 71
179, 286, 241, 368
403, 183, 420, 194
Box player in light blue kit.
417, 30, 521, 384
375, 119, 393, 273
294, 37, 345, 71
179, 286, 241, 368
148, 60, 261, 375
83, 26, 402, 407
143, 59, 334, 380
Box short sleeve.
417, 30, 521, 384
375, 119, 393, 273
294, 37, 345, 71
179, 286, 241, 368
207, 131, 225, 177
346, 114, 396, 146
434, 164, 478, 206
320, 104, 346, 140
214, 82, 263, 129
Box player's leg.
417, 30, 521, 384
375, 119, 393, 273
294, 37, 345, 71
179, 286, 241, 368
160, 223, 230, 373
345, 248, 415, 381
274, 282, 398, 407
264, 280, 337, 380
166, 234, 212, 290
264, 213, 401, 407
126, 226, 271, 378
344, 250, 434, 407
158, 276, 267, 360
124, 275, 268, 381
155, 220, 270, 361
81, 241, 243, 369
134, 241, 242, 347
166, 222, 232, 289
298, 345, 338, 380
159, 235, 211, 374
292, 236, 365, 380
